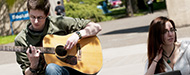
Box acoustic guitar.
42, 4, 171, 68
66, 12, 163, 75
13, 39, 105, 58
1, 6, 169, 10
0, 34, 103, 74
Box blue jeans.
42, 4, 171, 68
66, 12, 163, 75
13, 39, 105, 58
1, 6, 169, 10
45, 63, 69, 75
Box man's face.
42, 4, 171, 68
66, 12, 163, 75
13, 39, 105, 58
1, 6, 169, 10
29, 9, 47, 31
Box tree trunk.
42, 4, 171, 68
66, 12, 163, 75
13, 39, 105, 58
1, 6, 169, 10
123, 0, 129, 16
131, 0, 138, 13
123, 0, 140, 16
128, 0, 134, 16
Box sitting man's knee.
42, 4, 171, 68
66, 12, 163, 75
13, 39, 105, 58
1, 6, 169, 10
46, 63, 58, 71
45, 63, 69, 75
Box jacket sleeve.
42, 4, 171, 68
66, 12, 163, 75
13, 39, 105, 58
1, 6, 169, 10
59, 17, 91, 33
15, 38, 30, 75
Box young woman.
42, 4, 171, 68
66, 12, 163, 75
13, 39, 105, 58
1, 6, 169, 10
145, 16, 190, 75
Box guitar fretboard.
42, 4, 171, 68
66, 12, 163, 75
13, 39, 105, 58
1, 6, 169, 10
0, 46, 55, 54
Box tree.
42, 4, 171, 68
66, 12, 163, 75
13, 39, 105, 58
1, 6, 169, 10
123, 0, 138, 16
123, 0, 148, 16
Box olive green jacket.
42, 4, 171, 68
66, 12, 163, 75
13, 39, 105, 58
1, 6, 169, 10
15, 16, 90, 75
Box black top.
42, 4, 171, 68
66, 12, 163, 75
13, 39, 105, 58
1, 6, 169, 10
55, 5, 65, 16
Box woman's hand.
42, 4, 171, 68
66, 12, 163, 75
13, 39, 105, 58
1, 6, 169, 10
145, 45, 163, 75
154, 45, 163, 62
26, 45, 41, 69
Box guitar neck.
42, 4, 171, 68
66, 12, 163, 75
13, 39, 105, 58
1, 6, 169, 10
0, 46, 55, 53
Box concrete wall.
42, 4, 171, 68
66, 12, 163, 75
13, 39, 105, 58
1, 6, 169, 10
0, 0, 28, 36
166, 0, 190, 27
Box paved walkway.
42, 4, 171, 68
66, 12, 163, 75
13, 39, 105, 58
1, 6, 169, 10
1, 9, 190, 75
98, 38, 190, 75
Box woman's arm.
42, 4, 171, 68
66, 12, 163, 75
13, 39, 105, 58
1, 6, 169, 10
145, 59, 158, 75
145, 49, 163, 75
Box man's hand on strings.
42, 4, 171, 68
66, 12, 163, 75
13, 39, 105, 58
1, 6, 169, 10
26, 45, 41, 69
64, 33, 80, 50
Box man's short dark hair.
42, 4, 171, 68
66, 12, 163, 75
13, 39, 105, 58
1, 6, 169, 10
57, 1, 61, 4
27, 0, 50, 16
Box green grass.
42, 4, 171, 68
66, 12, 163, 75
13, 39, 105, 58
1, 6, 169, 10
105, 7, 127, 19
106, 7, 147, 19
133, 13, 145, 16
0, 35, 17, 45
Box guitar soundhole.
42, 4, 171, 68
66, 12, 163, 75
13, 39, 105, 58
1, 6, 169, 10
55, 45, 67, 56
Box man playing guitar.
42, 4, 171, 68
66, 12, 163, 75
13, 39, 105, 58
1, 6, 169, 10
15, 0, 102, 75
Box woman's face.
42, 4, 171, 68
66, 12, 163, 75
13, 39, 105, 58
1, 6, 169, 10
163, 21, 176, 45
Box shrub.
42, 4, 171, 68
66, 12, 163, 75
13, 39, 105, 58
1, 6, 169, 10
65, 2, 113, 22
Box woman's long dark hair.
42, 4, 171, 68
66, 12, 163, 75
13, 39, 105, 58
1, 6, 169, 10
147, 16, 177, 73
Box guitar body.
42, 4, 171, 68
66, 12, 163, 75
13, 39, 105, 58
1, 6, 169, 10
43, 34, 103, 74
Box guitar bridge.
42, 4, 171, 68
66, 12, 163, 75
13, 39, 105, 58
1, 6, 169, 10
56, 55, 77, 65
77, 43, 82, 61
